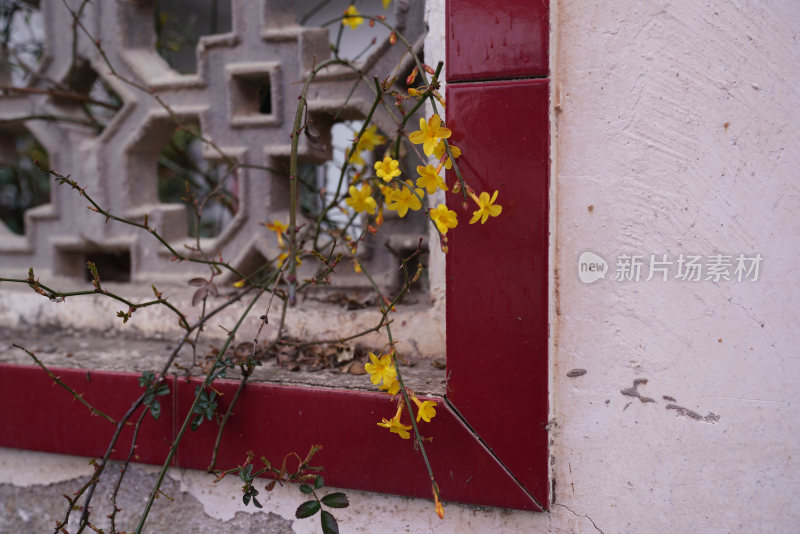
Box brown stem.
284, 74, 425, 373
12, 344, 116, 423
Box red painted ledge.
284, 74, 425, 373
0, 364, 541, 511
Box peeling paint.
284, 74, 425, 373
665, 403, 720, 423
620, 378, 655, 403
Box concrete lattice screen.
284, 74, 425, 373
0, 0, 427, 289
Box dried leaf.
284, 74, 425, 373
348, 362, 366, 375
191, 287, 208, 307
233, 342, 255, 362
206, 281, 219, 297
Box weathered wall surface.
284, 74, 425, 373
2, 0, 799, 533
550, 0, 800, 532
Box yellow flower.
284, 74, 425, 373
374, 156, 401, 182
264, 220, 288, 247
357, 125, 386, 152
349, 125, 386, 165
378, 184, 393, 198
469, 190, 503, 224
432, 140, 461, 170
277, 252, 302, 267
408, 114, 451, 156
412, 395, 437, 423
379, 377, 400, 395
364, 352, 396, 386
382, 0, 392, 9
429, 204, 458, 235
385, 180, 423, 217
347, 148, 365, 166
345, 184, 377, 214
342, 5, 363, 29
416, 164, 448, 194
377, 416, 412, 439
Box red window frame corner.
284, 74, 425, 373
0, 0, 551, 513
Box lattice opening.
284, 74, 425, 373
83, 249, 132, 283
0, 1, 44, 86
296, 0, 397, 61
231, 73, 272, 116
54, 246, 132, 283
51, 58, 123, 133
157, 124, 239, 239
154, 0, 233, 74
227, 63, 280, 127
0, 127, 49, 235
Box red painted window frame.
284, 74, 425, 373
0, 0, 550, 512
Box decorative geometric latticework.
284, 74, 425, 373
0, 0, 426, 287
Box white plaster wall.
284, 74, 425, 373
551, 0, 800, 532
2, 1, 799, 533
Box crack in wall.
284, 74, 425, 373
553, 503, 605, 534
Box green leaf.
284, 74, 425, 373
320, 510, 339, 534
139, 371, 154, 387
314, 475, 325, 490
149, 399, 161, 420
299, 483, 314, 494
190, 414, 202, 431
321, 493, 349, 509
295, 500, 321, 519
252, 496, 262, 508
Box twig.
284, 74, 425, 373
12, 344, 115, 424
134, 289, 264, 533
0, 83, 121, 109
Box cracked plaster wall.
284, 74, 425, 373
2, 1, 799, 533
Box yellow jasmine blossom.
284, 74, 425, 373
416, 164, 448, 194
264, 220, 289, 247
382, 0, 392, 9
412, 396, 438, 423
378, 184, 393, 198
364, 352, 396, 386
385, 180, 423, 217
428, 204, 458, 235
348, 125, 386, 165
345, 184, 377, 214
357, 125, 386, 152
469, 190, 503, 224
277, 252, 302, 267
233, 278, 246, 288
432, 140, 461, 170
347, 147, 366, 166
379, 377, 401, 395
374, 156, 401, 182
377, 416, 412, 439
342, 5, 363, 29
408, 114, 451, 156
